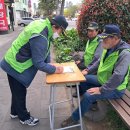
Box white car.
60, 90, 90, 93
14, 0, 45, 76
18, 17, 34, 27
72, 18, 78, 21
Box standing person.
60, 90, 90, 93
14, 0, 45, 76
0, 15, 68, 126
61, 24, 130, 127
75, 22, 102, 70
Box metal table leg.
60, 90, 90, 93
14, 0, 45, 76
70, 85, 74, 112
52, 84, 56, 130
49, 84, 56, 130
76, 83, 83, 130
49, 83, 83, 130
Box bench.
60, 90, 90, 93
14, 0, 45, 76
108, 89, 130, 129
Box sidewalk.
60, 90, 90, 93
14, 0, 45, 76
0, 62, 86, 130
0, 24, 109, 130
0, 36, 86, 130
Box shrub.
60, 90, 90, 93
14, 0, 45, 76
53, 29, 86, 63
77, 0, 130, 43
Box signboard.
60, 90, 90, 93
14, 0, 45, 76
0, 0, 8, 31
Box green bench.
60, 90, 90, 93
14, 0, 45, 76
108, 89, 130, 129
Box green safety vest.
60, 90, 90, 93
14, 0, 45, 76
4, 18, 53, 73
84, 37, 99, 66
97, 49, 130, 90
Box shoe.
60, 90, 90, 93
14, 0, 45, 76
72, 92, 82, 98
10, 111, 30, 119
20, 116, 39, 126
90, 102, 99, 111
10, 114, 18, 119
61, 116, 78, 128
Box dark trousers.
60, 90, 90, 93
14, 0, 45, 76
7, 74, 30, 121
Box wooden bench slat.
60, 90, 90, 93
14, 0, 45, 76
109, 99, 130, 129
121, 94, 130, 106
115, 99, 130, 116
125, 89, 130, 98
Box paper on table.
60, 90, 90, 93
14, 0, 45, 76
63, 66, 74, 73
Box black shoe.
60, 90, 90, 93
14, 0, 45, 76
20, 116, 39, 126
90, 102, 99, 111
72, 92, 82, 98
61, 116, 78, 128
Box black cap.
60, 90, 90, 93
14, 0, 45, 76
52, 15, 68, 35
99, 24, 120, 39
87, 22, 99, 30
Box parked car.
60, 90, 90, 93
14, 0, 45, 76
18, 17, 34, 27
72, 17, 78, 21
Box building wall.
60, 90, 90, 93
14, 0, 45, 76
14, 0, 29, 24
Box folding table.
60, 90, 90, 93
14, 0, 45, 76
46, 62, 86, 130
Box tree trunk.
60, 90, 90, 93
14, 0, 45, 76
60, 0, 65, 15
56, 0, 60, 15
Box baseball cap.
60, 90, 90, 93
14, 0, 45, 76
87, 22, 99, 30
99, 24, 121, 39
52, 15, 68, 35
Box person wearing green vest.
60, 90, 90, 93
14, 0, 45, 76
61, 24, 130, 127
71, 22, 102, 94
75, 22, 102, 70
0, 15, 68, 126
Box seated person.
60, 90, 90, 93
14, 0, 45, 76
67, 22, 103, 88
61, 24, 130, 127
75, 22, 103, 71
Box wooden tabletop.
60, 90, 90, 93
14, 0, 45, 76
46, 62, 86, 84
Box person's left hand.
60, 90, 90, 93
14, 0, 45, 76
82, 69, 88, 75
75, 60, 81, 65
87, 87, 101, 95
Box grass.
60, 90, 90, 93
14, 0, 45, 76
106, 109, 129, 130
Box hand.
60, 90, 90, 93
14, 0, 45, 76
87, 87, 101, 95
75, 60, 81, 65
55, 66, 63, 74
82, 69, 88, 75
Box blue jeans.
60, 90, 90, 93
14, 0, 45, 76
79, 75, 101, 95
72, 75, 125, 121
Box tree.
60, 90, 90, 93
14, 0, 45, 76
38, 0, 57, 16
64, 4, 79, 18
38, 0, 66, 16
64, 8, 70, 17
69, 5, 79, 17
77, 0, 130, 43
60, 0, 65, 15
